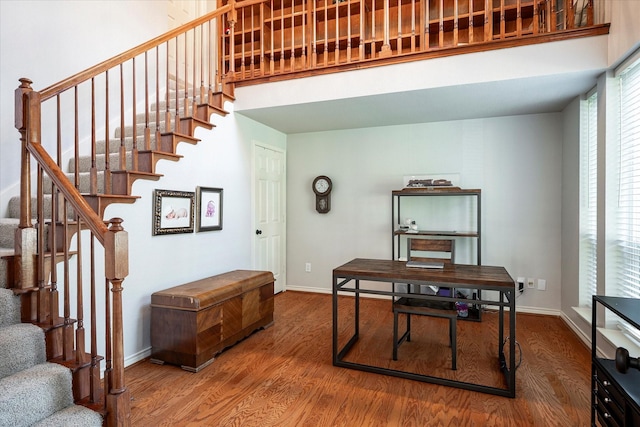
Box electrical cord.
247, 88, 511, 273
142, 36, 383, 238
501, 336, 523, 370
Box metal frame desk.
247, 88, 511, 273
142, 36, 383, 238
332, 258, 517, 397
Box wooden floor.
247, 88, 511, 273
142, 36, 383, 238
126, 291, 592, 426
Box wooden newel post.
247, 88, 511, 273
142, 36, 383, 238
104, 218, 131, 427
14, 78, 38, 289
15, 78, 33, 228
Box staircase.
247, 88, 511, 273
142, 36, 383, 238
3, 6, 236, 425
0, 281, 103, 425
0, 86, 233, 425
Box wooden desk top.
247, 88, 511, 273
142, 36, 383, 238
333, 258, 514, 290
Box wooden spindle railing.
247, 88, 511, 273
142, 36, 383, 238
223, 0, 606, 85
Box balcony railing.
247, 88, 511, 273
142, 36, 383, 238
220, 0, 607, 84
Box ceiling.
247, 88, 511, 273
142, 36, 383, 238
234, 70, 602, 135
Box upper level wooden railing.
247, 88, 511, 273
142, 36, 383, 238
221, 0, 607, 85
14, 6, 231, 426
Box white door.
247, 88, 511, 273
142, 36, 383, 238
253, 143, 286, 293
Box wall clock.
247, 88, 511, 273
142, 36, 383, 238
312, 175, 332, 213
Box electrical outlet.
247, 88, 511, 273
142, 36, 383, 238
537, 279, 546, 291
527, 278, 535, 289
517, 277, 525, 293
305, 262, 311, 273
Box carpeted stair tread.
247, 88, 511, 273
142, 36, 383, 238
0, 251, 13, 289
115, 120, 170, 138
0, 288, 20, 327
0, 218, 20, 248
42, 170, 105, 195
0, 322, 46, 380
0, 362, 75, 427
31, 404, 103, 427
68, 151, 134, 173
7, 195, 56, 219
95, 135, 144, 155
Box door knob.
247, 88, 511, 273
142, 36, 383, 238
255, 229, 262, 235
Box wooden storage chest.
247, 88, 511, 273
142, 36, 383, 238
150, 269, 274, 372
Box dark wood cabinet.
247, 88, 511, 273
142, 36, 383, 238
591, 296, 640, 426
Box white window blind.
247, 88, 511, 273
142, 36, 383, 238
579, 91, 598, 308
614, 58, 640, 302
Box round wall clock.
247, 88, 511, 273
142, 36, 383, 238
312, 175, 332, 213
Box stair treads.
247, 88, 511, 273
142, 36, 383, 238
31, 404, 103, 427
0, 362, 74, 427
0, 322, 46, 380
0, 288, 20, 327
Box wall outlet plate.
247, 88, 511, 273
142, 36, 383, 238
537, 279, 546, 291
527, 278, 535, 289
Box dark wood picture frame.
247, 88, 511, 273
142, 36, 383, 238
152, 189, 195, 235
196, 187, 223, 232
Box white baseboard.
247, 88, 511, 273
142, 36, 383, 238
125, 347, 152, 368
285, 285, 331, 294
515, 305, 561, 316
560, 311, 593, 350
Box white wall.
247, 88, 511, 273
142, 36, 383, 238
560, 98, 585, 332
0, 0, 167, 214
607, 0, 640, 67
287, 114, 563, 313
76, 105, 286, 365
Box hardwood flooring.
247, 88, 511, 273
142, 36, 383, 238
125, 291, 592, 426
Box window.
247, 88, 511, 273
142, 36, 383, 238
611, 57, 640, 301
579, 91, 598, 308
607, 54, 640, 345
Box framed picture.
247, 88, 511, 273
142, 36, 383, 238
196, 187, 223, 232
152, 189, 195, 235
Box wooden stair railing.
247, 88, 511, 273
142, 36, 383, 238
13, 5, 236, 426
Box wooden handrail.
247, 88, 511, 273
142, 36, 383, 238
21, 86, 109, 242
39, 5, 231, 101
28, 144, 109, 242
